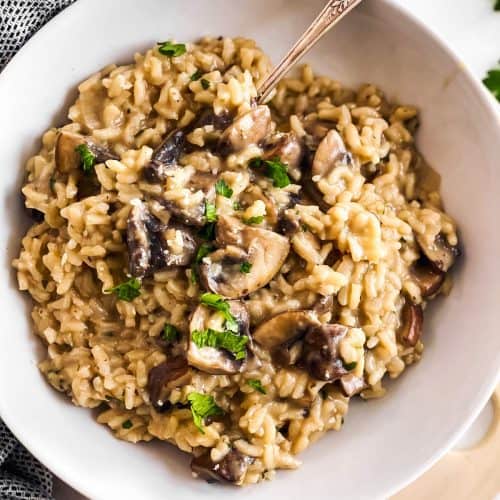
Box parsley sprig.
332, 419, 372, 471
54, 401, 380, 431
204, 201, 217, 223
192, 328, 249, 360
162, 323, 179, 342
247, 379, 266, 394
75, 144, 96, 174
187, 392, 223, 433
158, 41, 186, 57
105, 278, 141, 301
249, 157, 291, 188
243, 215, 264, 225
240, 261, 252, 273
200, 293, 238, 332
215, 179, 233, 198
483, 62, 500, 102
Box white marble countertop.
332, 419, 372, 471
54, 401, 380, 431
52, 1, 500, 498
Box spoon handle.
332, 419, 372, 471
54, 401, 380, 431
257, 0, 364, 104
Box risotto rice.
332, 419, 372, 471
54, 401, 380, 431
13, 36, 460, 485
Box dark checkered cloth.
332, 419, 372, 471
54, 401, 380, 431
1, 2, 76, 496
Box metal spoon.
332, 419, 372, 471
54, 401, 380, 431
257, 0, 364, 104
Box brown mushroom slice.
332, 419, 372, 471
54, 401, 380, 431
127, 199, 152, 278
199, 216, 290, 299
410, 258, 445, 298
161, 171, 217, 227
191, 449, 252, 484
252, 310, 320, 352
263, 133, 304, 181
143, 130, 185, 183
416, 233, 460, 273
398, 301, 423, 347
55, 131, 117, 173
187, 302, 250, 375
311, 129, 351, 178
218, 105, 272, 155
147, 356, 190, 412
299, 324, 349, 381
340, 373, 366, 397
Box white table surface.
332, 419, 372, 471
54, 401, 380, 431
45, 0, 499, 498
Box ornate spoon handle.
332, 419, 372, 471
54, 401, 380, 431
257, 0, 364, 104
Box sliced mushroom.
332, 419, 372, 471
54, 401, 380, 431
55, 131, 118, 173
263, 133, 304, 181
340, 373, 366, 397
252, 310, 320, 365
127, 199, 152, 278
147, 356, 190, 412
299, 324, 349, 381
398, 301, 423, 347
218, 105, 272, 155
277, 208, 301, 236
187, 302, 251, 375
127, 199, 198, 277
143, 129, 185, 183
410, 258, 445, 298
311, 129, 351, 178
416, 233, 460, 273
199, 215, 290, 299
160, 171, 216, 227
191, 449, 252, 484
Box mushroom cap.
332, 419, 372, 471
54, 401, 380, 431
143, 129, 185, 183
340, 373, 367, 397
187, 302, 251, 375
300, 323, 349, 381
252, 310, 319, 350
191, 449, 252, 484
398, 301, 423, 347
416, 233, 460, 273
410, 258, 445, 298
312, 129, 350, 178
199, 215, 290, 299
218, 105, 272, 155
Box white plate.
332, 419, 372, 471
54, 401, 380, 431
1, 1, 499, 499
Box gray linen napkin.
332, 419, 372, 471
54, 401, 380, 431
1, 2, 76, 497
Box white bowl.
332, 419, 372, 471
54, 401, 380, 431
1, 1, 499, 498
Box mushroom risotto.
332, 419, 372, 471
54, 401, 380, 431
13, 37, 460, 485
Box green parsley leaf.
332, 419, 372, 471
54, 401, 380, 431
199, 293, 238, 332
343, 361, 358, 371
198, 222, 216, 241
122, 419, 133, 429
243, 215, 264, 225
195, 242, 214, 263
483, 64, 500, 102
204, 201, 217, 223
190, 267, 199, 284
105, 278, 141, 301
190, 69, 203, 81
240, 261, 252, 274
75, 144, 96, 174
187, 392, 223, 433
249, 156, 291, 188
495, 0, 500, 11
232, 201, 242, 211
192, 328, 249, 360
162, 323, 179, 342
247, 379, 266, 394
158, 41, 187, 57
215, 179, 233, 198
200, 78, 210, 90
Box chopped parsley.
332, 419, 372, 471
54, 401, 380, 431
200, 78, 211, 90
247, 379, 266, 394
105, 278, 141, 301
204, 201, 217, 223
240, 261, 252, 274
158, 41, 187, 57
122, 419, 133, 429
195, 242, 214, 263
162, 323, 179, 342
199, 292, 238, 332
215, 179, 233, 198
249, 156, 290, 188
190, 69, 203, 81
187, 392, 223, 433
343, 361, 358, 371
243, 215, 264, 225
495, 0, 500, 10
75, 144, 96, 174
232, 201, 242, 211
192, 328, 249, 360
483, 63, 500, 102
